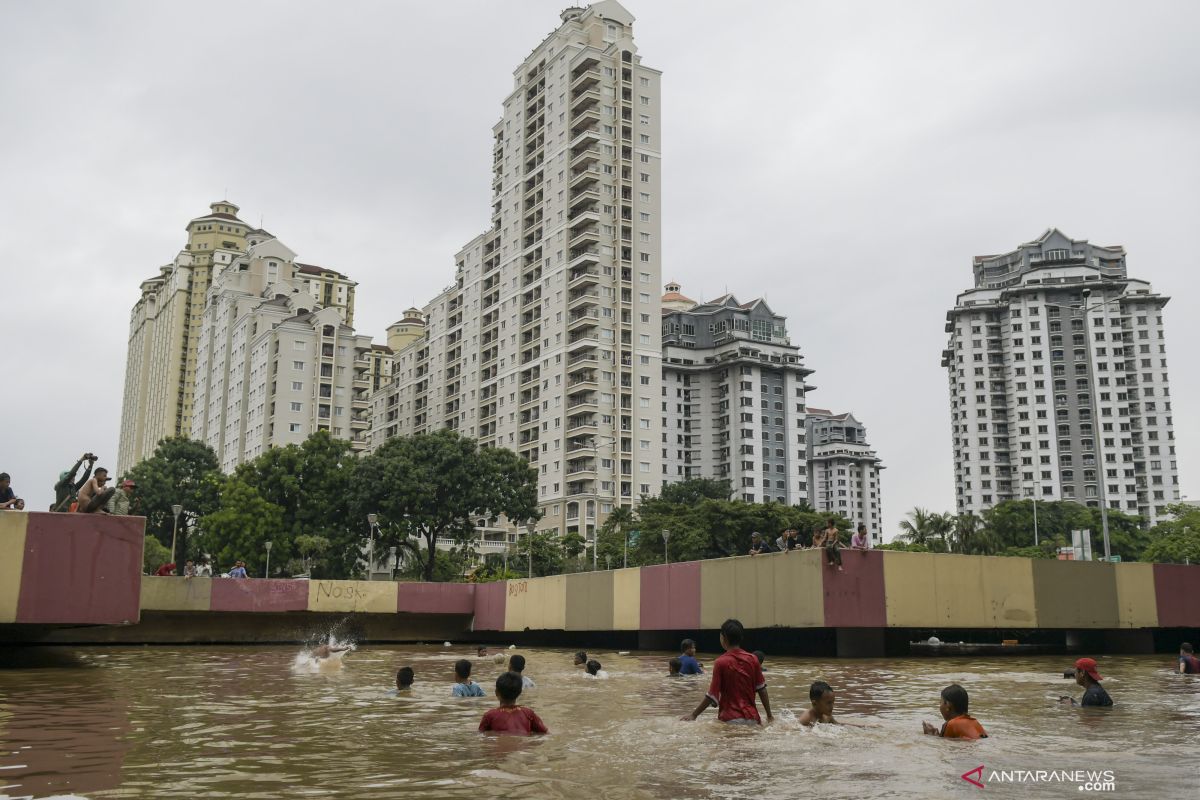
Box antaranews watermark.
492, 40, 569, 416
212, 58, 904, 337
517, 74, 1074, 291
961, 765, 1117, 792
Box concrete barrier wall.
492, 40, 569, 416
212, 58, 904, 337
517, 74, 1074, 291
470, 550, 1200, 633
0, 512, 143, 625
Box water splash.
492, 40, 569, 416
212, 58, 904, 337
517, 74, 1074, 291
292, 633, 357, 674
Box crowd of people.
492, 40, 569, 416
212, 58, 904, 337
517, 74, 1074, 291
376, 619, 1189, 738
0, 452, 139, 516
749, 519, 873, 572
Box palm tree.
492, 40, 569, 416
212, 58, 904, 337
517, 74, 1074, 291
899, 508, 954, 550
948, 513, 997, 555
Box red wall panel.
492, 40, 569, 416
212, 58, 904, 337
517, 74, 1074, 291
1153, 564, 1200, 628
210, 578, 309, 613
822, 549, 887, 628
640, 561, 701, 630
472, 581, 506, 631
17, 512, 143, 625
397, 582, 475, 614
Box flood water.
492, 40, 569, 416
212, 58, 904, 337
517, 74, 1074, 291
1, 644, 1196, 799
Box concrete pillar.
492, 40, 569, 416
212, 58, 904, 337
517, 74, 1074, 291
836, 627, 886, 658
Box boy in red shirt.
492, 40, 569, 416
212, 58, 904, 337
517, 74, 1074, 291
479, 671, 548, 736
922, 683, 987, 739
681, 619, 773, 725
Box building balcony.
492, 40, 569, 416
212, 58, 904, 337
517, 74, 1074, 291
570, 65, 601, 93
567, 267, 601, 291
566, 371, 599, 391
566, 392, 599, 412
566, 333, 600, 353
350, 417, 369, 430
567, 415, 599, 435
567, 309, 600, 331
568, 165, 601, 190
570, 107, 601, 136
567, 225, 600, 250
570, 146, 602, 170
568, 248, 601, 271
570, 87, 601, 113
567, 291, 601, 311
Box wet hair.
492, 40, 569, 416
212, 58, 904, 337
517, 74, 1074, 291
396, 666, 415, 688
668, 657, 682, 674
0, 473, 8, 482
1182, 643, 1194, 654
509, 654, 526, 672
680, 638, 695, 653
753, 650, 765, 665
454, 659, 472, 680
573, 651, 588, 664
496, 670, 523, 702
941, 683, 969, 715
810, 680, 833, 703
720, 618, 745, 647
586, 659, 602, 675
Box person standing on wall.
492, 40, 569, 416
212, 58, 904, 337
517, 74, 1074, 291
51, 452, 95, 511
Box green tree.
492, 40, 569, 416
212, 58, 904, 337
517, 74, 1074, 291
1142, 503, 1200, 564
292, 534, 331, 576
199, 477, 285, 575
596, 506, 635, 568
142, 535, 172, 574
126, 437, 221, 564
349, 430, 539, 582
514, 530, 565, 577
232, 431, 358, 576
656, 478, 732, 505
898, 507, 951, 551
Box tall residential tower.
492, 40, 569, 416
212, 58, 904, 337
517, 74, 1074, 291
942, 229, 1179, 526
367, 1, 664, 541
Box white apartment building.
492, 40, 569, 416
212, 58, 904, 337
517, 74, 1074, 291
660, 288, 816, 505
942, 229, 1179, 526
367, 1, 665, 542
190, 237, 372, 472
806, 409, 884, 542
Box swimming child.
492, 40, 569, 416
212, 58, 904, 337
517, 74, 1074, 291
584, 659, 607, 678
681, 618, 773, 725
312, 643, 351, 660
509, 654, 535, 688
477, 646, 488, 657
478, 671, 548, 735
798, 681, 837, 726
573, 651, 588, 668
922, 683, 987, 739
668, 657, 682, 677
395, 666, 415, 692
1178, 643, 1200, 674
453, 659, 485, 697
678, 639, 704, 675
753, 650, 765, 667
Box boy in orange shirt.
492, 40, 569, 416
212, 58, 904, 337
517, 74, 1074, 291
922, 683, 987, 739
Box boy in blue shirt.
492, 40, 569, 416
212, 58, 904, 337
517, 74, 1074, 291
678, 639, 704, 675
452, 659, 485, 697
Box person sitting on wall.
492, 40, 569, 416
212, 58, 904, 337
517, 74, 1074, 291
922, 683, 987, 739
105, 479, 137, 515
0, 473, 22, 511
75, 468, 115, 513
1180, 643, 1200, 674
155, 562, 176, 577
228, 561, 249, 579
775, 528, 800, 551
748, 531, 774, 556
51, 453, 95, 511
1059, 657, 1113, 707
850, 523, 871, 550
818, 519, 844, 571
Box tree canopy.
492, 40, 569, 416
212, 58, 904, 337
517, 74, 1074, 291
125, 436, 221, 563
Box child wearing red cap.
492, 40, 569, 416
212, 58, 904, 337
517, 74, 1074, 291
1060, 657, 1113, 707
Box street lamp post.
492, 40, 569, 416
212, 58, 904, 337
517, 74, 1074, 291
367, 513, 378, 581
662, 529, 670, 564
526, 522, 535, 578
264, 541, 272, 578
389, 546, 398, 580
170, 504, 183, 568
1025, 483, 1040, 547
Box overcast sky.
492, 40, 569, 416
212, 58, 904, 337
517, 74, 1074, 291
2, 0, 1198, 537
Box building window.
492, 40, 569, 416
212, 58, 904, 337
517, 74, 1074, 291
290, 402, 302, 412
293, 361, 304, 370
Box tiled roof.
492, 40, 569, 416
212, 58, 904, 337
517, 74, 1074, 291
295, 262, 347, 279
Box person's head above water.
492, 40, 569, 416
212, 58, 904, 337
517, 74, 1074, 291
1181, 642, 1194, 654
454, 659, 473, 681
509, 654, 526, 673
680, 638, 696, 657
939, 683, 969, 720
477, 646, 487, 656
573, 651, 588, 666
495, 671, 523, 704
586, 659, 602, 676
753, 650, 765, 666
719, 618, 744, 650
809, 681, 835, 716
396, 666, 415, 689
668, 657, 682, 676
1071, 657, 1103, 687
